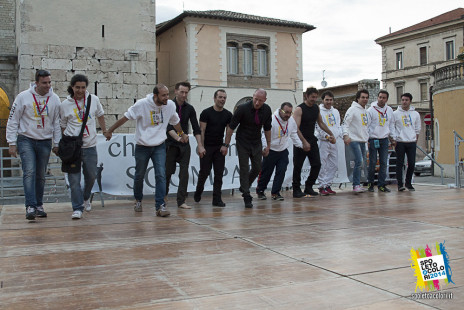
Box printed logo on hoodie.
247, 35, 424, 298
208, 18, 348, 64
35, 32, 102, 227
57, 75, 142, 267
361, 113, 368, 126
325, 113, 337, 126
401, 115, 413, 127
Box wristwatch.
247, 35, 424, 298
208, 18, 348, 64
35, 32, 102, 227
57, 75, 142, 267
222, 143, 229, 147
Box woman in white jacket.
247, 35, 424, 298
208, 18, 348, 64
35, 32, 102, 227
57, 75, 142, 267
60, 74, 107, 219
342, 89, 369, 193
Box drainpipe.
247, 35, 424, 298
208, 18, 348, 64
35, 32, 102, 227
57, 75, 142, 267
429, 85, 434, 176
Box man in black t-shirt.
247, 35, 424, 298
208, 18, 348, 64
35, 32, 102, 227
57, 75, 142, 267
194, 89, 232, 207
225, 88, 272, 208
293, 87, 336, 198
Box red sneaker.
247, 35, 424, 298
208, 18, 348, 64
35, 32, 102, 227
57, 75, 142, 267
326, 186, 336, 194
319, 187, 330, 196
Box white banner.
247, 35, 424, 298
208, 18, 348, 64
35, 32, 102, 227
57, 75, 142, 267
93, 134, 349, 195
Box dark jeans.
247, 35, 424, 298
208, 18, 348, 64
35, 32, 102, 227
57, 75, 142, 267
196, 145, 226, 202
395, 142, 416, 186
68, 147, 98, 211
368, 138, 389, 187
166, 144, 191, 206
236, 141, 262, 197
134, 143, 166, 209
16, 135, 52, 208
256, 149, 289, 195
292, 143, 321, 191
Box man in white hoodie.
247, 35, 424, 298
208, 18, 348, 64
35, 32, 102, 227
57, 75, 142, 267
391, 93, 421, 191
316, 91, 341, 195
342, 89, 369, 193
6, 70, 61, 221
366, 90, 395, 193
105, 84, 188, 217
256, 102, 302, 200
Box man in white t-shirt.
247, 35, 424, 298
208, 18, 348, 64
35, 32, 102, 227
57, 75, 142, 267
105, 84, 188, 217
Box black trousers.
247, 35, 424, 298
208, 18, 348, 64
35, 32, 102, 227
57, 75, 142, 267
395, 142, 416, 186
195, 145, 226, 202
292, 143, 321, 191
236, 141, 262, 197
166, 144, 191, 206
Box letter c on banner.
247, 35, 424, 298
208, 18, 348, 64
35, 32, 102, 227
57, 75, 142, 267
109, 142, 121, 157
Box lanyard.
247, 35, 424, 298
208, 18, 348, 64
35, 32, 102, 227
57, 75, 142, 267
32, 94, 49, 128
74, 97, 90, 136
374, 106, 387, 119
275, 115, 288, 136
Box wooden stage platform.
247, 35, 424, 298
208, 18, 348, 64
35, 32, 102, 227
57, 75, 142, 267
0, 185, 463, 309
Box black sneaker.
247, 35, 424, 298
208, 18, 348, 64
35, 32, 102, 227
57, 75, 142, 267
304, 188, 319, 196
36, 205, 47, 217
271, 194, 284, 201
26, 206, 36, 220
398, 185, 406, 191
405, 184, 415, 191
367, 183, 374, 192
378, 186, 391, 192
212, 200, 226, 207
293, 188, 305, 198
244, 195, 253, 208
194, 192, 201, 202
256, 192, 267, 200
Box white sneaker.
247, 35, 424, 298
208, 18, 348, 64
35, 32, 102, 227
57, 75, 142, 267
72, 210, 83, 219
84, 200, 92, 212
353, 185, 365, 193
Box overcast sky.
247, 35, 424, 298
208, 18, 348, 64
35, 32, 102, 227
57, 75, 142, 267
156, 0, 463, 89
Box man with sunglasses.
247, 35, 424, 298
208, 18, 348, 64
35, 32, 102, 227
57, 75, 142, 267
256, 102, 302, 201
6, 70, 61, 220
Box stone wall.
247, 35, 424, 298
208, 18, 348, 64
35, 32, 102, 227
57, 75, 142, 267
18, 45, 157, 133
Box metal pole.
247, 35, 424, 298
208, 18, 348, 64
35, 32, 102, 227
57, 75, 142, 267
455, 131, 461, 188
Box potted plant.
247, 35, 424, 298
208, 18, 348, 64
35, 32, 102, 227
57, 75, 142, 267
457, 52, 464, 62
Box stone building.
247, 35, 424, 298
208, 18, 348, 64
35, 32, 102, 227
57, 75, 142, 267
156, 10, 314, 113
431, 58, 464, 177
0, 0, 157, 145
375, 8, 464, 157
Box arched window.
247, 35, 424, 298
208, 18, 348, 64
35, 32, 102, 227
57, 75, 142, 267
257, 45, 268, 76
227, 42, 238, 74
242, 44, 253, 75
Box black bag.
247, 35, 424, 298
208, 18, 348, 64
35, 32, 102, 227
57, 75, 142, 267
58, 95, 91, 171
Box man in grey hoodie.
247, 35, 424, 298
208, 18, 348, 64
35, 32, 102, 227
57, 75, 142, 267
391, 93, 421, 191
366, 90, 395, 193
6, 70, 61, 220
342, 89, 369, 193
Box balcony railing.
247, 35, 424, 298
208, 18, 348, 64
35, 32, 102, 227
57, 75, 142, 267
432, 62, 464, 91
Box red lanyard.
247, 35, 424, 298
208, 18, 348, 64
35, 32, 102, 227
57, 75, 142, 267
74, 97, 90, 136
32, 94, 49, 128
275, 115, 288, 136
374, 106, 387, 118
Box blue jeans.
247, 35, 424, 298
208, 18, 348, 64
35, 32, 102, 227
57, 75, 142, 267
68, 147, 98, 211
349, 141, 366, 186
134, 143, 166, 209
368, 138, 389, 187
16, 135, 52, 208
256, 149, 289, 195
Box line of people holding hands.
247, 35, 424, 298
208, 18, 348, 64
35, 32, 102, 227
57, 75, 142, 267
7, 71, 420, 221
